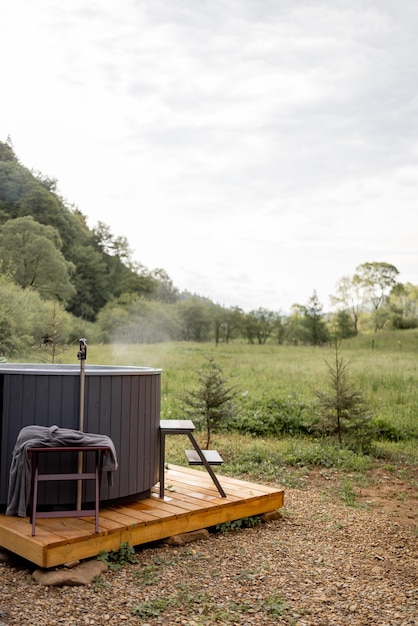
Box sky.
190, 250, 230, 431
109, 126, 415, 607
1, 0, 417, 313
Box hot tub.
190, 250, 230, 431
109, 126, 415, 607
0, 363, 161, 508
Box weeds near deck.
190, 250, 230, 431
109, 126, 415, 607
97, 542, 137, 570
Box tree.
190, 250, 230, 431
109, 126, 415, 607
0, 139, 17, 163
330, 275, 362, 333
177, 296, 213, 342
93, 220, 133, 262
354, 262, 400, 332
243, 308, 279, 344
66, 243, 111, 319
37, 301, 72, 363
331, 309, 357, 339
212, 303, 227, 347
388, 282, 418, 329
149, 268, 179, 303
92, 222, 163, 305
19, 180, 71, 238
285, 305, 312, 345
182, 357, 238, 449
0, 159, 33, 221
224, 307, 244, 344
0, 142, 172, 321
313, 336, 374, 451
0, 275, 51, 357
0, 216, 75, 303
300, 291, 330, 346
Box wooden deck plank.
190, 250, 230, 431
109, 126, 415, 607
159, 483, 225, 502
151, 485, 222, 507
128, 494, 200, 513
170, 464, 281, 494
30, 517, 97, 540
165, 464, 266, 490
163, 472, 267, 501
0, 465, 284, 569
162, 473, 231, 500
166, 465, 276, 496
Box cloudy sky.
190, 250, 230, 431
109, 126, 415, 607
1, 0, 417, 312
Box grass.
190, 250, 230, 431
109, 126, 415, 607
161, 431, 381, 490
53, 335, 418, 428
24, 335, 417, 475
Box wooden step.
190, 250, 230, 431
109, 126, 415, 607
185, 449, 224, 465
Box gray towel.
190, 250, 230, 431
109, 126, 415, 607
6, 425, 118, 517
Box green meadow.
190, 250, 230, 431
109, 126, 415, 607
54, 331, 418, 486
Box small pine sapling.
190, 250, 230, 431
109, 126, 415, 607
182, 356, 238, 449
313, 336, 374, 451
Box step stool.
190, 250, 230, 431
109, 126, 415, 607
159, 420, 226, 498
185, 449, 224, 466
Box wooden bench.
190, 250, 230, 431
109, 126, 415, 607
159, 420, 226, 498
28, 445, 110, 536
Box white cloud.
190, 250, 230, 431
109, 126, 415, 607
0, 0, 416, 312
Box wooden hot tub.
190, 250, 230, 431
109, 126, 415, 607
0, 363, 161, 509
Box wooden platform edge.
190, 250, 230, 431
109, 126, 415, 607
0, 467, 285, 568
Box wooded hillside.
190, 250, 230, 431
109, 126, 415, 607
0, 140, 168, 321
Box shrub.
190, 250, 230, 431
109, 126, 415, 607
283, 440, 373, 471
372, 417, 413, 442
232, 395, 312, 437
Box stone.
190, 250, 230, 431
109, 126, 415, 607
63, 560, 81, 569
262, 510, 283, 522
32, 559, 108, 586
0, 549, 14, 564
162, 529, 210, 546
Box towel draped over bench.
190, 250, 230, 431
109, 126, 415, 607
6, 425, 118, 517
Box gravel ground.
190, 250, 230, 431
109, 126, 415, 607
0, 477, 416, 626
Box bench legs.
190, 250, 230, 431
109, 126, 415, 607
159, 430, 226, 498
28, 447, 108, 536
159, 431, 167, 499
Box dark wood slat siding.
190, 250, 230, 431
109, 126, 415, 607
82, 372, 160, 502
155, 374, 161, 479
140, 370, 152, 488
128, 374, 140, 494
0, 367, 161, 507
0, 373, 80, 505
79, 375, 160, 501
37, 375, 79, 506
138, 374, 148, 489
83, 375, 108, 503
0, 374, 16, 503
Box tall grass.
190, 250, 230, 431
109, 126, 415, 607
18, 336, 417, 475
53, 336, 418, 437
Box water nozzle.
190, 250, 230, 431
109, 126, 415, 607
77, 338, 87, 361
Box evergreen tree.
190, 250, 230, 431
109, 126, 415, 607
313, 336, 374, 451
182, 357, 238, 449
304, 291, 330, 346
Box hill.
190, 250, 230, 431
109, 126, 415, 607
0, 140, 166, 320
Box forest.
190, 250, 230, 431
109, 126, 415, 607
0, 138, 417, 359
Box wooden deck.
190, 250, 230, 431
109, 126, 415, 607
0, 465, 284, 569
